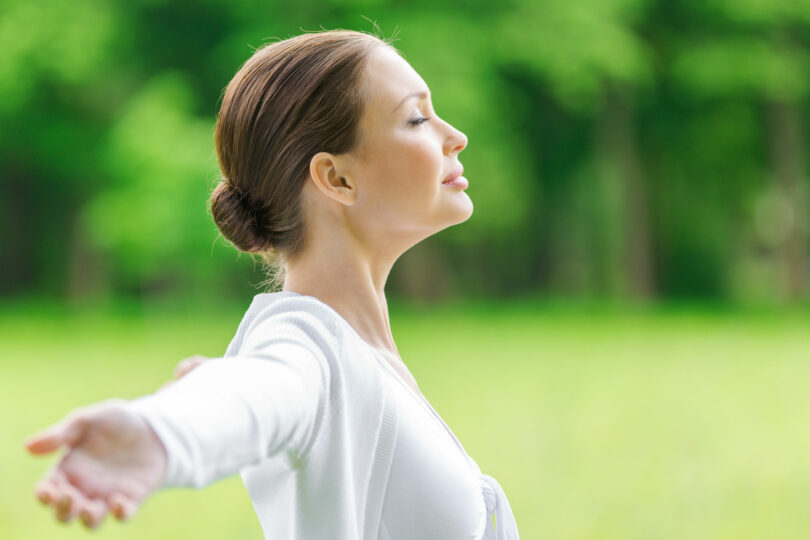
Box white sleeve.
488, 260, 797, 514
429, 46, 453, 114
126, 315, 331, 489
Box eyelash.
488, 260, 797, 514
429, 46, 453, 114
408, 116, 431, 126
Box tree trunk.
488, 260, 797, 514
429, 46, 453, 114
595, 80, 655, 300
66, 217, 111, 302
766, 99, 807, 301
0, 166, 37, 296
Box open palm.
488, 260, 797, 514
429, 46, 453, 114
25, 399, 167, 529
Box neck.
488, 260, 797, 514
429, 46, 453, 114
281, 239, 402, 360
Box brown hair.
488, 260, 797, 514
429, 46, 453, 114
210, 28, 396, 289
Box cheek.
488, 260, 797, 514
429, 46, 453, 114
388, 158, 442, 211
390, 139, 443, 191
361, 136, 443, 215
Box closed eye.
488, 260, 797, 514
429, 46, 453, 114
408, 116, 431, 126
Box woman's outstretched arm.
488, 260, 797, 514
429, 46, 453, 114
127, 350, 327, 488
25, 314, 331, 529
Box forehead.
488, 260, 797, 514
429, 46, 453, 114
363, 47, 429, 116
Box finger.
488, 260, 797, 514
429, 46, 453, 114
36, 466, 68, 505
25, 414, 86, 455
108, 492, 138, 522
79, 498, 108, 530
35, 478, 58, 505
54, 480, 84, 523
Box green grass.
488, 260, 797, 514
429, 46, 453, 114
3, 300, 810, 539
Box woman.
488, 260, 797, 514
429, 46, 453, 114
25, 29, 520, 539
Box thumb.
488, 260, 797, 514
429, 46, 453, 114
25, 414, 86, 455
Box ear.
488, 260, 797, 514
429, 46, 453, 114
309, 152, 357, 206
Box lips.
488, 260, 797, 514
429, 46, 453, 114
442, 165, 464, 183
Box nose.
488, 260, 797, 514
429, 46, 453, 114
443, 124, 468, 155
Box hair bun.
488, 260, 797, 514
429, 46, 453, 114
210, 181, 273, 252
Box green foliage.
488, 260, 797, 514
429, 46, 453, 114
1, 0, 809, 302
0, 0, 120, 116
672, 38, 809, 101
493, 0, 654, 113
81, 73, 220, 279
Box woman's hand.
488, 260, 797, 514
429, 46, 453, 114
24, 399, 167, 529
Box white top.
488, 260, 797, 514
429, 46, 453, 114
128, 291, 519, 540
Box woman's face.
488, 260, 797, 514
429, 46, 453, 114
341, 45, 471, 251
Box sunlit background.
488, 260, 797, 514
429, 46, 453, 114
2, 1, 809, 538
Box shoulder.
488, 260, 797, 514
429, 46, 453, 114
238, 293, 346, 359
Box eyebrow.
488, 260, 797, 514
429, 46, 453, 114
392, 90, 430, 113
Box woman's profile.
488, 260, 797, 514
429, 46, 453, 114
24, 28, 520, 539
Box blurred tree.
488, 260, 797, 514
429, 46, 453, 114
0, 0, 123, 296
78, 73, 221, 296
671, 0, 810, 302
1, 0, 808, 304
492, 0, 657, 300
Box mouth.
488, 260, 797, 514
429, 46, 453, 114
442, 164, 464, 184
442, 165, 468, 189
442, 176, 469, 189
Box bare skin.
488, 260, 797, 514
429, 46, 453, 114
25, 43, 469, 530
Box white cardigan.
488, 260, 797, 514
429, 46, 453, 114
128, 292, 519, 539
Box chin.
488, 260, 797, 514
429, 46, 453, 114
440, 201, 473, 230
452, 195, 474, 223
